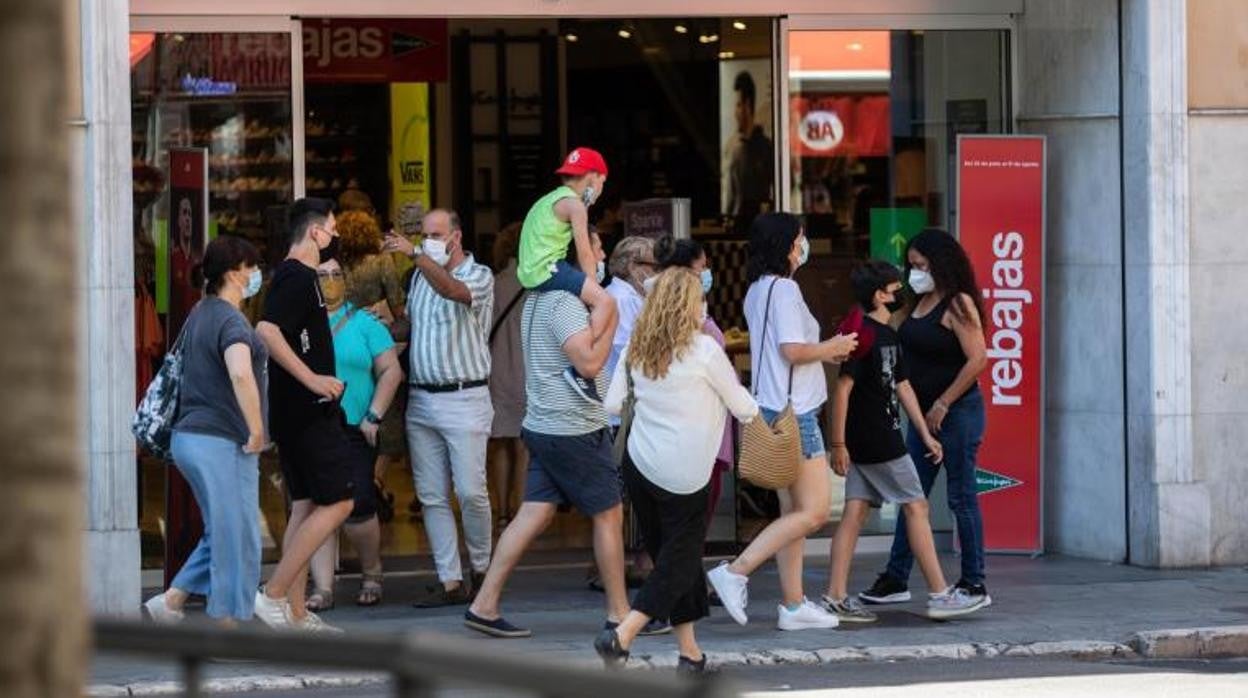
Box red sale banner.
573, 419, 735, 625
957, 135, 1045, 554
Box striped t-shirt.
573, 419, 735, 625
407, 255, 494, 385
520, 291, 607, 436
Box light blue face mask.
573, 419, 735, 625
244, 268, 262, 299
797, 236, 810, 268
700, 268, 713, 294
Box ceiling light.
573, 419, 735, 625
674, 24, 688, 34
732, 21, 747, 30
566, 33, 579, 42
718, 51, 736, 59
618, 28, 632, 39
847, 42, 863, 51
707, 33, 719, 42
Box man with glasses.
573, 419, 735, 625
384, 209, 496, 608
253, 197, 355, 632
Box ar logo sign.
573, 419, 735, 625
799, 110, 845, 152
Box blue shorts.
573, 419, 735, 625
759, 406, 826, 460
521, 427, 621, 516
533, 260, 587, 296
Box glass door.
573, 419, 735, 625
783, 19, 1012, 537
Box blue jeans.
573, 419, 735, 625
533, 260, 587, 295
169, 431, 261, 620
759, 406, 826, 459
883, 389, 986, 586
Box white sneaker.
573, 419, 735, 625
706, 562, 749, 626
143, 593, 184, 625
253, 588, 293, 630
777, 598, 840, 631
293, 609, 344, 634
927, 587, 987, 621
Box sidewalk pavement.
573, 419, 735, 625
90, 553, 1248, 695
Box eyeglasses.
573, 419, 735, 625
317, 270, 345, 281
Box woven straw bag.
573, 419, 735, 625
737, 279, 802, 490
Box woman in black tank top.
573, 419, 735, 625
859, 229, 993, 609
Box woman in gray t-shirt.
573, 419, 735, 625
143, 236, 269, 625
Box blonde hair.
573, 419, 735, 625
628, 268, 703, 381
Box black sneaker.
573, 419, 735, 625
858, 573, 912, 605
593, 627, 630, 669
464, 610, 531, 638
954, 579, 992, 608
677, 654, 710, 676
563, 366, 603, 406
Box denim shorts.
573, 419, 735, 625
533, 260, 587, 295
759, 406, 826, 460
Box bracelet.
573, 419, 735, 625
828, 441, 846, 448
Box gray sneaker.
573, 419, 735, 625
927, 586, 987, 620
820, 594, 878, 623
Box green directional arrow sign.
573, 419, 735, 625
975, 467, 1022, 496
869, 207, 926, 267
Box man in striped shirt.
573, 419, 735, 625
465, 229, 629, 639
383, 209, 495, 608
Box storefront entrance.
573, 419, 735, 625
129, 8, 1013, 572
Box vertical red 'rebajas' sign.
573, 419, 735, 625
957, 135, 1045, 554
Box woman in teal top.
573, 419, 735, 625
307, 257, 404, 609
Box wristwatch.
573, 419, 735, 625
409, 241, 423, 260
364, 410, 383, 425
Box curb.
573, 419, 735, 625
89, 627, 1247, 696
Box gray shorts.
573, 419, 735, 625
845, 454, 925, 508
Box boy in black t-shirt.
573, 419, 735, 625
821, 261, 986, 622
253, 197, 356, 633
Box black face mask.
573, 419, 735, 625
319, 234, 340, 264
885, 293, 906, 314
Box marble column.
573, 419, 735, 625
1122, 0, 1209, 567
78, 0, 140, 614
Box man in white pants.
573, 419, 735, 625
383, 209, 494, 607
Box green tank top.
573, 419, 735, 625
517, 185, 578, 289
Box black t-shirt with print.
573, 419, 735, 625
840, 317, 911, 465
263, 259, 335, 439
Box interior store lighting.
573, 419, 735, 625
732, 21, 747, 30
707, 33, 719, 42
847, 41, 864, 51
718, 51, 736, 59
674, 24, 688, 34
618, 27, 633, 39
566, 33, 579, 42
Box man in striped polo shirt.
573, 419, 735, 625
465, 229, 629, 639
383, 209, 495, 608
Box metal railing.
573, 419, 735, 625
95, 619, 738, 698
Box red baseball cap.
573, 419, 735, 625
555, 147, 609, 177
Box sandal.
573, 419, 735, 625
357, 572, 383, 607
306, 588, 334, 612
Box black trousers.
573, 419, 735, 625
623, 455, 711, 626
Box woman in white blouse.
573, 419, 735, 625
599, 269, 759, 674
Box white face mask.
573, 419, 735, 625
596, 260, 606, 283
642, 275, 658, 296
908, 269, 936, 294
581, 185, 596, 206
422, 238, 450, 265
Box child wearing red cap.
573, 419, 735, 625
516, 147, 618, 404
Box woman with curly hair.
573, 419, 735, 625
334, 209, 406, 322
859, 228, 991, 610
598, 269, 759, 674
